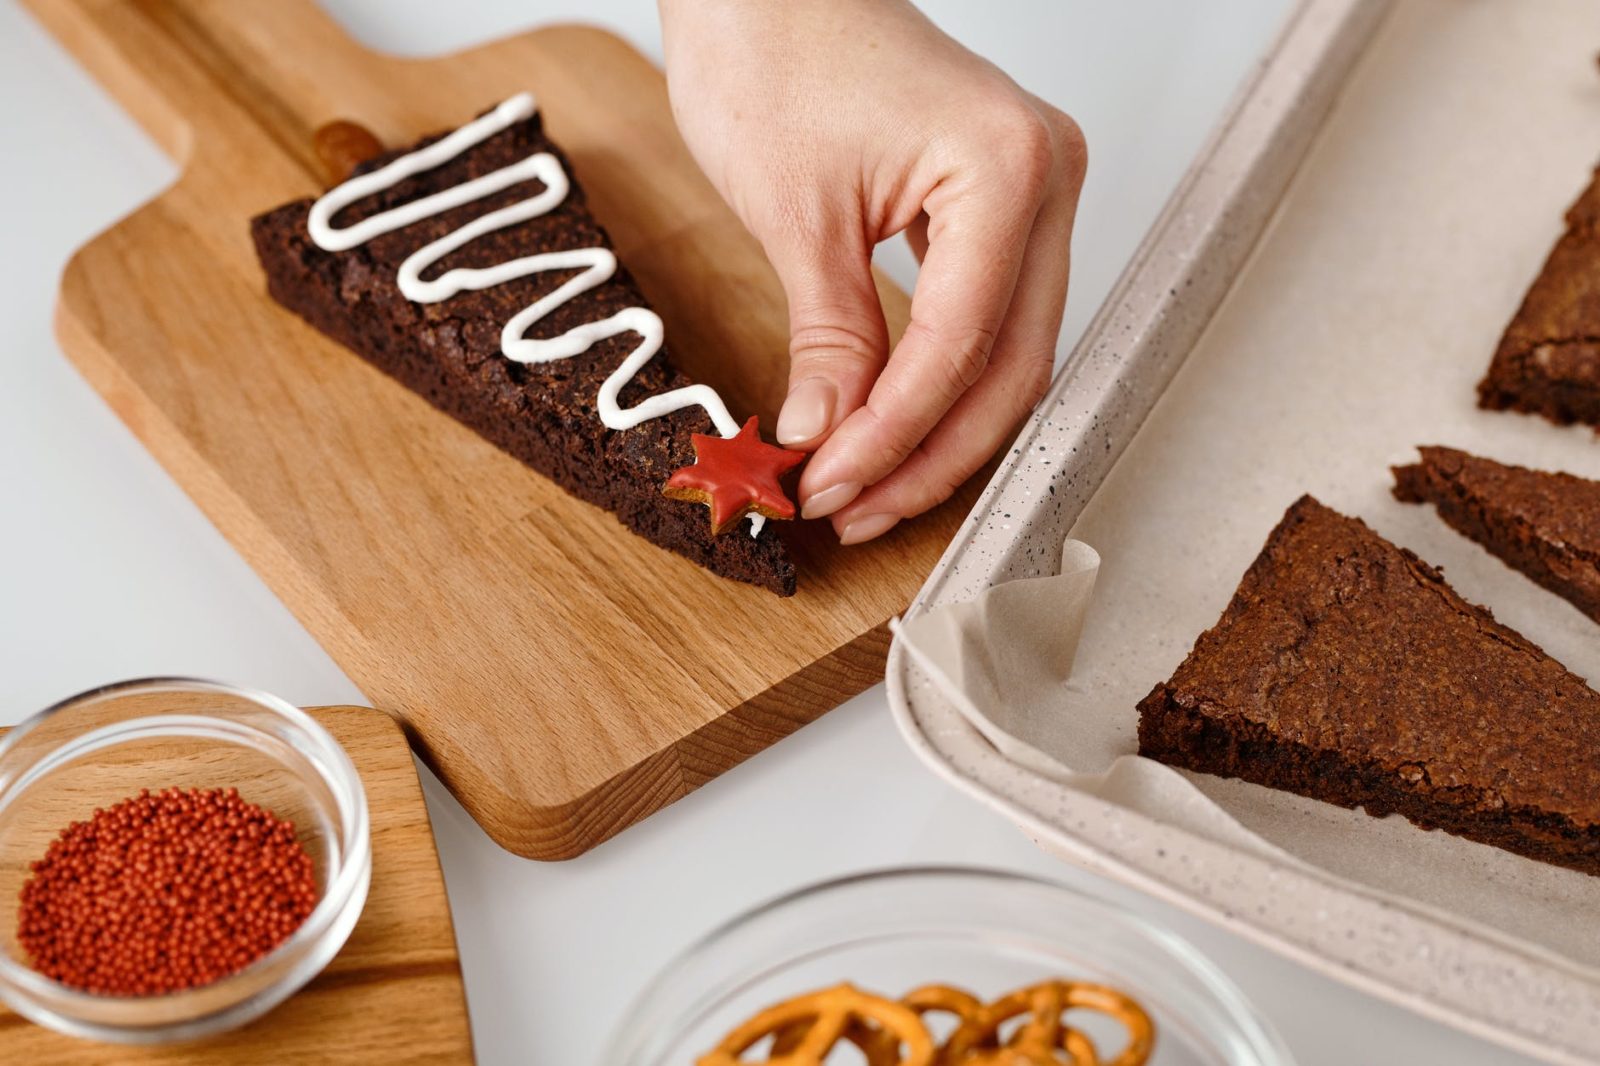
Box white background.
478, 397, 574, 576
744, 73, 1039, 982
0, 1, 1537, 1062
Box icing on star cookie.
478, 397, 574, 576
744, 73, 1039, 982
664, 417, 805, 535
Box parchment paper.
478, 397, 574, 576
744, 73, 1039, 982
904, 0, 1600, 974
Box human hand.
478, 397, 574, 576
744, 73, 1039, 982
659, 0, 1085, 544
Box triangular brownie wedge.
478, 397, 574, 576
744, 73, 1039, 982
1478, 164, 1600, 426
1138, 496, 1600, 875
251, 96, 797, 595
1393, 445, 1600, 624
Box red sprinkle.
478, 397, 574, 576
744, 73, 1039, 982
17, 786, 319, 996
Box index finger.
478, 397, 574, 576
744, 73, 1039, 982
797, 165, 1045, 514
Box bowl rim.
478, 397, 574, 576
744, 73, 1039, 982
0, 676, 371, 1022
608, 864, 1295, 1066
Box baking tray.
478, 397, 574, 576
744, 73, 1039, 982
887, 0, 1600, 1061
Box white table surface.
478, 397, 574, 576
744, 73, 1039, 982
0, 1, 1541, 1063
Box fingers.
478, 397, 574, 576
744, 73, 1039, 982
764, 227, 891, 452
798, 107, 1063, 519
831, 319, 1055, 545
829, 110, 1087, 541
834, 354, 1054, 545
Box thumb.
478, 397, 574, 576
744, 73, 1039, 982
763, 230, 890, 452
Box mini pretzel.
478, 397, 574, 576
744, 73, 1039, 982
775, 984, 988, 1065
942, 981, 1154, 1066
941, 982, 1098, 1066
698, 983, 935, 1066
902, 985, 1098, 1066
877, 984, 987, 1064
771, 1019, 901, 1066
904, 983, 984, 1020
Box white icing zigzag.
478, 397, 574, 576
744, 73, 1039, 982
306, 93, 763, 535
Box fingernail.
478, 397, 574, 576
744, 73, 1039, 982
776, 378, 836, 445
838, 512, 901, 545
801, 481, 862, 519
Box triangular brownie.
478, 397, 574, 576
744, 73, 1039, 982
251, 98, 797, 595
1478, 164, 1600, 426
1138, 496, 1600, 875
1394, 445, 1600, 624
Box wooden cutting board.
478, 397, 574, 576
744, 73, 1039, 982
26, 0, 977, 859
0, 706, 473, 1063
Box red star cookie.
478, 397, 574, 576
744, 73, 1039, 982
663, 416, 805, 535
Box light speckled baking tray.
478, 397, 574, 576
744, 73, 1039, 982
887, 0, 1600, 1062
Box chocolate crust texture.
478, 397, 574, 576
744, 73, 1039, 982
1478, 164, 1600, 426
1393, 445, 1600, 624
1137, 495, 1600, 876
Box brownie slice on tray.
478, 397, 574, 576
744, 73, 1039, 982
1394, 445, 1600, 624
1478, 164, 1600, 426
1137, 495, 1600, 876
251, 96, 797, 595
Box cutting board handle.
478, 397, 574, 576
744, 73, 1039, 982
24, 0, 404, 178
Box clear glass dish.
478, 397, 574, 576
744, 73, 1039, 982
0, 678, 370, 1043
607, 866, 1293, 1065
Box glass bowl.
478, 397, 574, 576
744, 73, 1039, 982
607, 866, 1293, 1065
0, 678, 370, 1043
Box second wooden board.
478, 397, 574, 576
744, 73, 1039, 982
0, 706, 472, 1064
29, 0, 977, 858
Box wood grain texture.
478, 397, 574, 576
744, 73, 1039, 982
0, 706, 473, 1064
24, 0, 979, 858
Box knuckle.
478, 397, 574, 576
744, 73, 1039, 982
992, 108, 1056, 198
903, 445, 973, 514
985, 103, 1087, 201
900, 319, 996, 398
789, 323, 883, 372
1046, 109, 1088, 182
860, 403, 927, 472
942, 324, 998, 393
1017, 357, 1054, 411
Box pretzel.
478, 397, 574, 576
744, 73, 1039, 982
942, 981, 1153, 1066
904, 983, 984, 1020
940, 981, 1098, 1066
771, 1019, 901, 1066
699, 979, 1153, 1066
900, 984, 1101, 1065
698, 983, 935, 1066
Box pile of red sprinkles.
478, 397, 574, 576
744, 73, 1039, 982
16, 786, 319, 996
